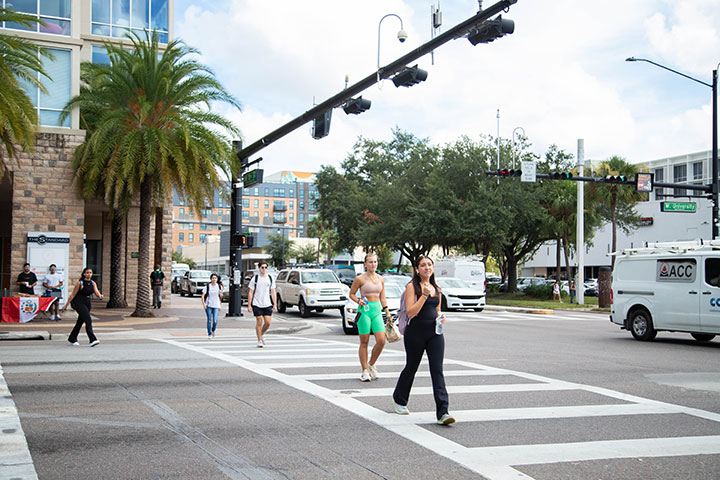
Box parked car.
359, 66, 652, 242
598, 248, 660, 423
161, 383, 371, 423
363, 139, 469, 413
436, 277, 485, 312
220, 275, 230, 302
381, 274, 411, 288
179, 270, 213, 297
171, 266, 189, 293
275, 268, 349, 318
341, 283, 403, 335
517, 276, 547, 291
241, 270, 278, 304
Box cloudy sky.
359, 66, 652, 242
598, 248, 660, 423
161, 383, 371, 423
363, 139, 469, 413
173, 0, 720, 175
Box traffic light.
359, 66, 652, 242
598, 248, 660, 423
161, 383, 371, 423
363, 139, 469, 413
343, 96, 371, 115
312, 109, 332, 139
550, 172, 573, 180
467, 15, 515, 45
498, 168, 522, 177
392, 65, 428, 87
238, 234, 254, 249
605, 175, 629, 184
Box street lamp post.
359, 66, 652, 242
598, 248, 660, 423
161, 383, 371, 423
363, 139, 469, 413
512, 126, 525, 169
626, 57, 719, 239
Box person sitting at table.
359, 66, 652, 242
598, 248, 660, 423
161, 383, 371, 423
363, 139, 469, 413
17, 263, 37, 296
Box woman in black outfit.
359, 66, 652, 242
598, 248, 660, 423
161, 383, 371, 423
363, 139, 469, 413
60, 268, 103, 347
392, 256, 455, 425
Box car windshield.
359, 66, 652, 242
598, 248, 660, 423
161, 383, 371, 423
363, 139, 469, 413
189, 270, 212, 279
437, 278, 468, 289
301, 271, 339, 283
385, 284, 402, 298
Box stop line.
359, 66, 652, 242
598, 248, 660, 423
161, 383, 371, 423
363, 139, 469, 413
157, 334, 720, 480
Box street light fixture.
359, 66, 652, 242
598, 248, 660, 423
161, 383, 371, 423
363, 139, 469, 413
626, 56, 718, 239
377, 13, 407, 83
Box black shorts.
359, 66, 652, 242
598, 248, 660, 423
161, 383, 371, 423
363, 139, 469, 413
252, 306, 273, 317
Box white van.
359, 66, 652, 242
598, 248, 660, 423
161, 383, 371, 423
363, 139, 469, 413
435, 257, 486, 293
610, 240, 720, 343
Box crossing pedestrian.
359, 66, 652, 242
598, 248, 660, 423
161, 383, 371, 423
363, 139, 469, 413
61, 267, 103, 347
392, 255, 455, 425
247, 261, 277, 348
349, 253, 390, 382
201, 273, 223, 339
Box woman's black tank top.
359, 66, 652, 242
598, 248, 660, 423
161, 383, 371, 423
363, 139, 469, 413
73, 280, 94, 306
414, 295, 439, 323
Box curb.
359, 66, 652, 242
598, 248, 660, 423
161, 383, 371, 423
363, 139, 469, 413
0, 331, 51, 341
484, 305, 555, 315
265, 322, 313, 335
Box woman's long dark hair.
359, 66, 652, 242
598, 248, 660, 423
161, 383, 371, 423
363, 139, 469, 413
411, 256, 441, 298
79, 267, 92, 281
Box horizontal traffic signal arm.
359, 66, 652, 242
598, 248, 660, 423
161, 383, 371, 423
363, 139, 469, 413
485, 170, 712, 194
235, 0, 519, 160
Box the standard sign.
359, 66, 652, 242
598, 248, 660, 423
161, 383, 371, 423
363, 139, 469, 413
656, 259, 696, 283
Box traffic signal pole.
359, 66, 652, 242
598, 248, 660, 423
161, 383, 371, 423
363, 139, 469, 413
235, 0, 520, 160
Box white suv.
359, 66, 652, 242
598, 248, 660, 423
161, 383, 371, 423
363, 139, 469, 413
275, 268, 349, 318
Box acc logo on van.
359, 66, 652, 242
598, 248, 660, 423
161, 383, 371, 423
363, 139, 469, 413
656, 260, 696, 283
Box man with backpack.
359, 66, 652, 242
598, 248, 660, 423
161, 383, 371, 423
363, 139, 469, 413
247, 261, 277, 348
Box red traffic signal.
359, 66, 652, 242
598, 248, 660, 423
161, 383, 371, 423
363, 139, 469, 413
498, 168, 521, 177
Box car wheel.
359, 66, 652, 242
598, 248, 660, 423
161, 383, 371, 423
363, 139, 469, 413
474, 307, 484, 312
630, 309, 657, 341
315, 307, 324, 313
691, 333, 716, 342
187, 290, 193, 297
342, 311, 358, 335
298, 298, 311, 318
277, 296, 286, 313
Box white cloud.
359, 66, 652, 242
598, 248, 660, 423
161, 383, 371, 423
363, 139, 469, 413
176, 0, 720, 172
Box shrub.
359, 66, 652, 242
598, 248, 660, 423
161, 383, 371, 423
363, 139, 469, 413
524, 283, 554, 300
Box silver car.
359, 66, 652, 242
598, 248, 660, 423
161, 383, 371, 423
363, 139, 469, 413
179, 270, 213, 297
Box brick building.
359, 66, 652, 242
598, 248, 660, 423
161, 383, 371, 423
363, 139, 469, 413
0, 0, 174, 307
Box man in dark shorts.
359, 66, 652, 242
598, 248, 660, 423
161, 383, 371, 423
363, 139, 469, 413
247, 261, 276, 348
17, 263, 37, 295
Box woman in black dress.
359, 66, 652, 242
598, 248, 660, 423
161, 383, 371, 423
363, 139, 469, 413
60, 267, 103, 346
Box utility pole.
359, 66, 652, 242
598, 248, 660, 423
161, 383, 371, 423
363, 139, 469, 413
576, 139, 585, 305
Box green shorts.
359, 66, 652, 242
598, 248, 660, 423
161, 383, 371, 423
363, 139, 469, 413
357, 301, 385, 335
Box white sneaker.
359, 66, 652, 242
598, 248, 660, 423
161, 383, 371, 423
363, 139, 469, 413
69, 341, 79, 346
89, 340, 100, 347
257, 341, 264, 348
261, 336, 266, 345
360, 369, 371, 382
392, 400, 410, 415
437, 413, 456, 425
50, 315, 56, 321
368, 364, 379, 380
56, 315, 62, 321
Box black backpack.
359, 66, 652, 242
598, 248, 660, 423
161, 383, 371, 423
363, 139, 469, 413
250, 274, 274, 305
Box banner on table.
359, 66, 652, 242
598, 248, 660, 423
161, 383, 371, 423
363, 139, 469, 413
1, 297, 57, 323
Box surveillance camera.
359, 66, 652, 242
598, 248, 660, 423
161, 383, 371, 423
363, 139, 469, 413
397, 29, 408, 43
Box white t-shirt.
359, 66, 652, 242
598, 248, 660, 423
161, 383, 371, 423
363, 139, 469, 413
250, 275, 273, 308
204, 284, 222, 308
44, 273, 63, 289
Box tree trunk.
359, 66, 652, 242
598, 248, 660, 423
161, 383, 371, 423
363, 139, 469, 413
562, 233, 572, 283
106, 208, 128, 308
154, 207, 163, 267
611, 192, 618, 268
131, 178, 154, 317
555, 235, 561, 280
506, 253, 518, 293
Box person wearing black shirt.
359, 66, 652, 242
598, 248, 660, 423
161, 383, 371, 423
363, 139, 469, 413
150, 265, 165, 308
16, 263, 37, 295
60, 267, 103, 346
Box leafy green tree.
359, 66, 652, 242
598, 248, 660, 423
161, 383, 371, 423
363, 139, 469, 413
307, 216, 339, 264
295, 243, 318, 264
62, 32, 240, 316
0, 8, 51, 175
265, 233, 296, 268
376, 246, 394, 272
172, 250, 196, 270
588, 156, 644, 266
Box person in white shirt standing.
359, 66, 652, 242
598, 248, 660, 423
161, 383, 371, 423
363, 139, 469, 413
247, 261, 277, 348
42, 264, 64, 321
201, 273, 223, 339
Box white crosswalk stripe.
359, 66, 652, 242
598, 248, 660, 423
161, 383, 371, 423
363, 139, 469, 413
157, 334, 720, 480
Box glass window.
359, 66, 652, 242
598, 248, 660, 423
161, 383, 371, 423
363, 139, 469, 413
299, 213, 304, 222
112, 0, 130, 27
289, 201, 294, 209
11, 0, 37, 14
21, 47, 71, 127
242, 198, 249, 208
254, 199, 259, 208
673, 164, 687, 197
289, 189, 294, 197
265, 187, 269, 195
264, 200, 269, 208
5, 0, 71, 36
273, 212, 285, 222
693, 162, 703, 181
41, 0, 71, 18
92, 45, 111, 64
179, 232, 184, 242
242, 188, 250, 195
705, 258, 720, 287
188, 233, 194, 242
179, 207, 184, 215
91, 0, 168, 39
273, 200, 284, 209
92, 0, 111, 23
199, 234, 206, 242
654, 168, 664, 201
299, 201, 304, 210
253, 187, 259, 196
242, 211, 249, 219
289, 213, 294, 221
132, 0, 148, 29
264, 211, 269, 217
273, 188, 285, 197
150, 0, 168, 31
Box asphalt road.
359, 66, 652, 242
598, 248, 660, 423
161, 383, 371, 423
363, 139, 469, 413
2, 295, 720, 479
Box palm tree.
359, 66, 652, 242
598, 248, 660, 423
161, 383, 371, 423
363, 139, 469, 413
0, 8, 51, 175
588, 156, 644, 266
62, 32, 241, 317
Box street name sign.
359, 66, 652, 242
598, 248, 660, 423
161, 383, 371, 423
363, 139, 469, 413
661, 202, 696, 213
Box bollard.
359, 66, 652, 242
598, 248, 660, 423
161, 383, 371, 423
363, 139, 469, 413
598, 266, 612, 308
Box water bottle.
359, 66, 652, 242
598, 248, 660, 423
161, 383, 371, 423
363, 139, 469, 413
435, 314, 444, 335
362, 296, 369, 312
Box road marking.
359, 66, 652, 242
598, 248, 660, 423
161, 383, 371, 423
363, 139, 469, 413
158, 335, 720, 480
0, 363, 38, 480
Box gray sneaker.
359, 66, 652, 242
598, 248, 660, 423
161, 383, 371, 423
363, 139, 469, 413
437, 413, 456, 425
392, 400, 410, 415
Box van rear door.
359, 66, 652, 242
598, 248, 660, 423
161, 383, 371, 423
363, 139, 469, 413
654, 257, 700, 331
700, 256, 720, 333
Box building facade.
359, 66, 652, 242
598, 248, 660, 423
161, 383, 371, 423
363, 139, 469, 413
171, 170, 319, 254
1, 0, 174, 306
523, 149, 714, 279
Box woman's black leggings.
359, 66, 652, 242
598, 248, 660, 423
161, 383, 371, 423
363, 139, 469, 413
68, 301, 97, 343
393, 319, 449, 420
